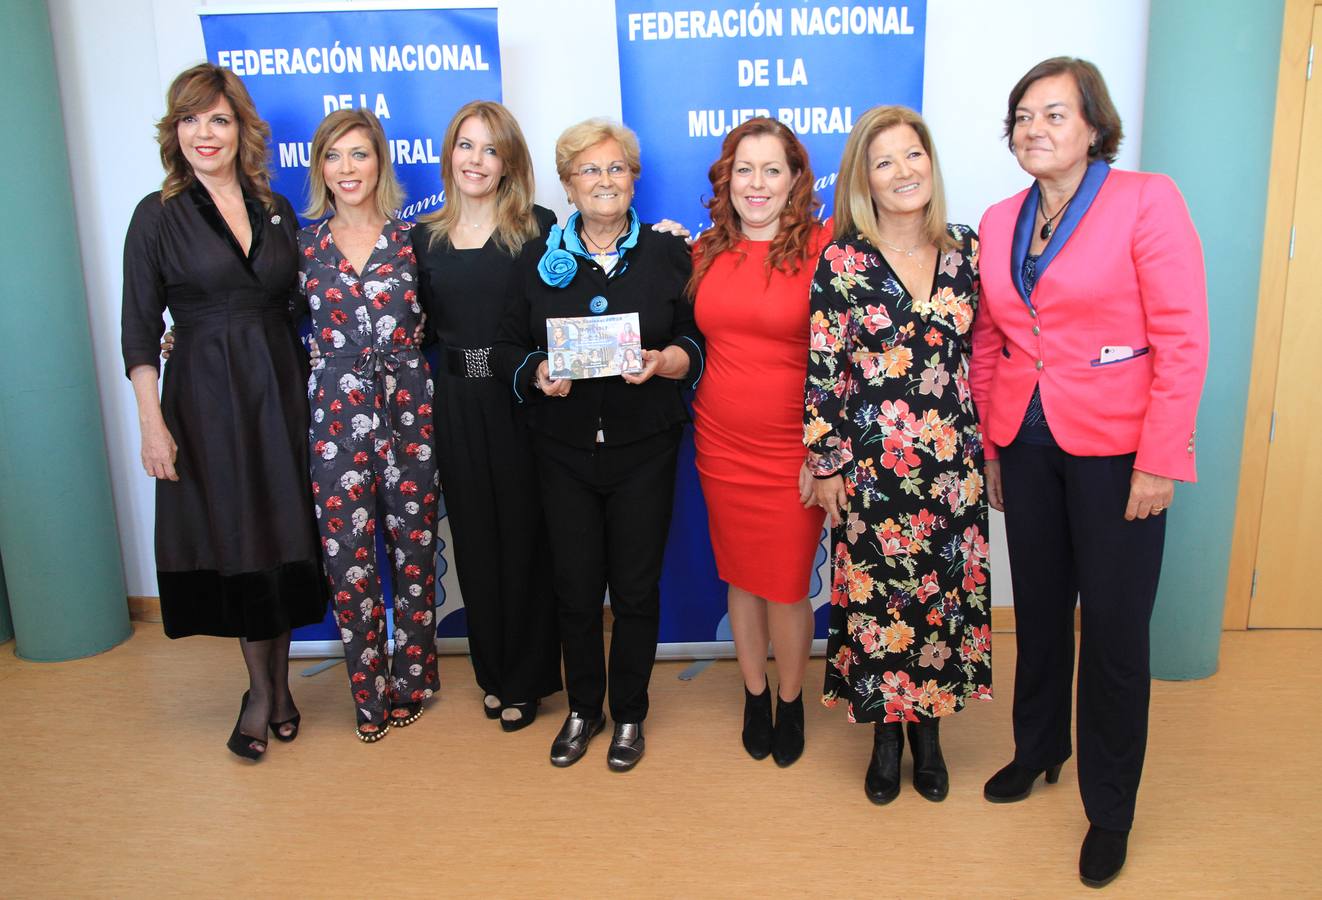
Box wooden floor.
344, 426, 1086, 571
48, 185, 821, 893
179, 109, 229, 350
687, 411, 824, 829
1, 627, 1318, 898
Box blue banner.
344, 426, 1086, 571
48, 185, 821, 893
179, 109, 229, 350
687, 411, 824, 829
201, 6, 500, 224
201, 7, 502, 645
617, 0, 927, 235
618, 1, 927, 647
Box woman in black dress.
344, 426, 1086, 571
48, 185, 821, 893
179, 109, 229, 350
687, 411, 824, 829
413, 100, 561, 731
121, 64, 325, 761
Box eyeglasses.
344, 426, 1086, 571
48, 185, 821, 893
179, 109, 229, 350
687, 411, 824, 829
572, 163, 630, 180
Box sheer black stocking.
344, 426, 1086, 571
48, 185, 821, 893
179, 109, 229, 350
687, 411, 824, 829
265, 630, 298, 737
236, 636, 277, 753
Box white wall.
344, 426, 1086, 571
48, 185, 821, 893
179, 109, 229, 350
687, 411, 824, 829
48, 0, 1149, 599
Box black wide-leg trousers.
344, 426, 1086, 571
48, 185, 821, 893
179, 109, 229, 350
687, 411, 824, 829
534, 428, 681, 723
998, 441, 1167, 831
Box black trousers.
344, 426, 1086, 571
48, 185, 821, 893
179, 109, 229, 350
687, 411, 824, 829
999, 441, 1166, 831
534, 428, 681, 723
434, 374, 561, 706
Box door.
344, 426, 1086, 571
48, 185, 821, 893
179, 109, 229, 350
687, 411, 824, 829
1251, 7, 1322, 627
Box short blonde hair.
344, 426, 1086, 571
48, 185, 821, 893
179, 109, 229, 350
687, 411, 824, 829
833, 105, 955, 253
304, 109, 404, 220
554, 118, 642, 184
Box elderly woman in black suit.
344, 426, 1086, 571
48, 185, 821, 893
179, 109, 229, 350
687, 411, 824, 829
493, 118, 703, 772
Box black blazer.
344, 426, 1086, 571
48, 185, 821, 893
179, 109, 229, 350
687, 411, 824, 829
492, 219, 704, 449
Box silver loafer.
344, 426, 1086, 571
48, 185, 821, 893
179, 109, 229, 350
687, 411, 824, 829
549, 711, 606, 767
607, 722, 646, 772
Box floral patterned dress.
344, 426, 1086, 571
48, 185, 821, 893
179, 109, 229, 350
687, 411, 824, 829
804, 225, 992, 724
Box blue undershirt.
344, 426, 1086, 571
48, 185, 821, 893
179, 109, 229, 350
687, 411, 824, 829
1013, 253, 1058, 447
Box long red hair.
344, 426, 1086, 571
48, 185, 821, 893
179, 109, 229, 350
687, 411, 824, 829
688, 118, 822, 298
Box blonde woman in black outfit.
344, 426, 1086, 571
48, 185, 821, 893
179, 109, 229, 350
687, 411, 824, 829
413, 101, 562, 731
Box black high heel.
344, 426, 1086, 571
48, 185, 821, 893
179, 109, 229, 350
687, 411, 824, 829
356, 715, 391, 743
864, 722, 904, 804
500, 699, 540, 733
226, 691, 268, 761
742, 678, 773, 760
1079, 825, 1129, 888
389, 701, 424, 728
983, 759, 1065, 803
269, 711, 301, 743
483, 694, 502, 720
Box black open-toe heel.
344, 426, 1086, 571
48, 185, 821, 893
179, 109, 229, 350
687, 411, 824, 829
269, 711, 301, 743
390, 702, 424, 728
483, 694, 502, 720
500, 699, 540, 733
356, 717, 391, 743
227, 691, 268, 761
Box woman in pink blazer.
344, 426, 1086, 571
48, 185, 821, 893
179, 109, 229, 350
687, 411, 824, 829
970, 57, 1207, 888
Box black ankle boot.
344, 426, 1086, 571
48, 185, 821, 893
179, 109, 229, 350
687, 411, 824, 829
771, 691, 804, 767
906, 717, 949, 801
1079, 825, 1129, 888
864, 722, 904, 805
742, 679, 773, 760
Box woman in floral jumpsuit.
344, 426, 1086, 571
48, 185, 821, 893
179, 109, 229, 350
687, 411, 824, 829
300, 109, 440, 741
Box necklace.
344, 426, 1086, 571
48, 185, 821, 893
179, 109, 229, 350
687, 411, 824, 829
581, 221, 627, 267
1037, 184, 1078, 241
876, 236, 925, 258
582, 222, 627, 254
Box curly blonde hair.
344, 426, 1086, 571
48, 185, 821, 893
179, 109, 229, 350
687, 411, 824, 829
554, 118, 642, 184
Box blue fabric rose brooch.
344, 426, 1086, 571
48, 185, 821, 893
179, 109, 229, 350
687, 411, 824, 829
538, 225, 578, 288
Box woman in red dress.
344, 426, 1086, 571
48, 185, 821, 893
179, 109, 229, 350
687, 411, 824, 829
690, 118, 829, 767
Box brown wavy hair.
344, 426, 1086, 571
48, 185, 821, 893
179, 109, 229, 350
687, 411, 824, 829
833, 105, 955, 253
689, 118, 821, 298
419, 100, 540, 256
303, 108, 405, 220
155, 63, 274, 210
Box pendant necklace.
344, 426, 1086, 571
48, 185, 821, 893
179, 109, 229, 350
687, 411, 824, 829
1038, 183, 1078, 241
583, 223, 626, 267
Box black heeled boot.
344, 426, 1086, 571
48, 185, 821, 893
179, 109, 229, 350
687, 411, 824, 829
742, 678, 774, 760
983, 759, 1065, 803
864, 722, 903, 805
771, 691, 804, 768
906, 717, 949, 801
1079, 825, 1129, 888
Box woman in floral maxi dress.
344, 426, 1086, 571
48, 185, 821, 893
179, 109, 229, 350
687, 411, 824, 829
805, 106, 992, 806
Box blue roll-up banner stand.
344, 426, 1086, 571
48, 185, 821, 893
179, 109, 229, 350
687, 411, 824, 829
200, 5, 501, 656
617, 0, 928, 654
199, 1, 928, 661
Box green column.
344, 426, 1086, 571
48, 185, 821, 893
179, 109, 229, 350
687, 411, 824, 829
1141, 1, 1285, 679
0, 1, 130, 660
0, 556, 12, 645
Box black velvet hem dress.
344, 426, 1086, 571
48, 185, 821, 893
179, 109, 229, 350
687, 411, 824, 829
121, 182, 327, 640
